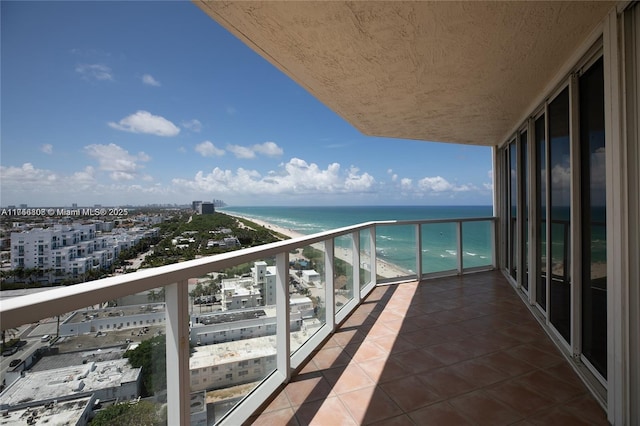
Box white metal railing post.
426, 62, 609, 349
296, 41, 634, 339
491, 219, 498, 269
370, 226, 377, 285
165, 280, 190, 426
352, 232, 361, 302
415, 223, 423, 278
325, 239, 335, 330
457, 221, 464, 274
275, 251, 291, 382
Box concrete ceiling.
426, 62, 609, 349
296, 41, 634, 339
195, 1, 614, 146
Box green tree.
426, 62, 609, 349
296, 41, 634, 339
90, 400, 166, 426
124, 335, 166, 396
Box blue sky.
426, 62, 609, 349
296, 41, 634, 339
1, 1, 493, 207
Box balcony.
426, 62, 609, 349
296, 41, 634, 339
0, 216, 606, 425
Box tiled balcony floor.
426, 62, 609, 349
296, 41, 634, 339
247, 271, 608, 425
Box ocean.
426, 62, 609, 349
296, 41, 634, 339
220, 205, 494, 274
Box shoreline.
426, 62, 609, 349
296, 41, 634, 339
224, 211, 413, 280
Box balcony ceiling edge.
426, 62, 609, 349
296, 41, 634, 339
195, 1, 614, 146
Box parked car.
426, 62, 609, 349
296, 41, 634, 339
2, 347, 18, 357
9, 359, 21, 368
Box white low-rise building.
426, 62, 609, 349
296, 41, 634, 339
60, 304, 166, 336
9, 223, 158, 282
0, 359, 141, 411
0, 396, 96, 426
190, 307, 302, 346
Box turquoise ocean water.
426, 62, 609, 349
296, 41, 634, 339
220, 205, 494, 274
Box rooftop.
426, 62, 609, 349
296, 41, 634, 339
0, 359, 140, 409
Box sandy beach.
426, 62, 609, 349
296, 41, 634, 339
224, 211, 412, 280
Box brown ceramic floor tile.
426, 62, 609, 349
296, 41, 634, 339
474, 350, 537, 377
260, 390, 292, 413
368, 333, 416, 354
515, 369, 585, 403
407, 401, 474, 425
343, 339, 389, 363
527, 406, 599, 426
358, 356, 412, 383
417, 366, 476, 398
251, 407, 299, 426
562, 395, 609, 425
449, 391, 523, 425
284, 372, 336, 407
339, 385, 404, 425
422, 340, 477, 365
294, 396, 358, 426
379, 375, 442, 412
390, 348, 444, 374
484, 380, 557, 415
311, 345, 352, 369
506, 343, 564, 368
451, 358, 510, 387
247, 272, 606, 425
322, 362, 376, 395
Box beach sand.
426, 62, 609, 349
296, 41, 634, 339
225, 212, 412, 280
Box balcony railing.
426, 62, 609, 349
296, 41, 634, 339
0, 216, 495, 425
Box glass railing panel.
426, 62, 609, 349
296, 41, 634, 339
0, 289, 168, 425
375, 224, 416, 283
333, 235, 354, 313
359, 229, 372, 290
289, 243, 326, 354
462, 220, 493, 269
188, 259, 277, 425
420, 222, 458, 274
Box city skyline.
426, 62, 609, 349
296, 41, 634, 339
1, 1, 493, 207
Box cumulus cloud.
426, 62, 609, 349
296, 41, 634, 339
84, 143, 150, 181
417, 176, 474, 193
172, 158, 375, 196
195, 141, 225, 157
400, 178, 412, 190
253, 141, 283, 157
141, 74, 161, 86
227, 144, 256, 159
75, 63, 113, 81
345, 166, 375, 191
41, 144, 53, 154
182, 119, 202, 133
227, 142, 284, 159
108, 110, 180, 137
0, 163, 96, 197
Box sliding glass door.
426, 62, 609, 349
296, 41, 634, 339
579, 57, 607, 379
548, 87, 571, 343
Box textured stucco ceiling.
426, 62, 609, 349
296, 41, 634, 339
195, 1, 614, 146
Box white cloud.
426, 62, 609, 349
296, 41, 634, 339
172, 158, 375, 196
84, 143, 150, 181
75, 63, 113, 81
344, 166, 375, 191
108, 110, 180, 137
226, 106, 237, 115
182, 119, 202, 133
417, 176, 474, 193
0, 163, 97, 201
400, 178, 412, 190
41, 144, 53, 154
141, 73, 161, 86
195, 141, 225, 157
227, 142, 284, 159
227, 144, 256, 159
252, 141, 283, 157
